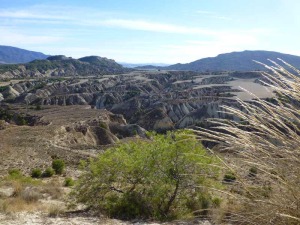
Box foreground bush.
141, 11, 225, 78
74, 131, 221, 220
196, 61, 300, 224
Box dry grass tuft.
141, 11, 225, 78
40, 178, 63, 200
20, 187, 41, 203
48, 204, 64, 217
0, 198, 40, 213
0, 174, 65, 215
194, 60, 300, 224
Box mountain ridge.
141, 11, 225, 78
136, 50, 300, 71
0, 55, 130, 79
0, 45, 49, 64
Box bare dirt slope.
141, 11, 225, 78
0, 104, 143, 176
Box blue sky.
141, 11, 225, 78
0, 0, 299, 63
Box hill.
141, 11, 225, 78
0, 55, 130, 79
0, 45, 49, 64
146, 50, 300, 72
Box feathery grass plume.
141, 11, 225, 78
194, 60, 300, 225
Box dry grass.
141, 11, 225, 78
195, 60, 300, 225
0, 179, 41, 214
40, 178, 64, 200
48, 204, 64, 217
0, 173, 66, 215
0, 197, 42, 213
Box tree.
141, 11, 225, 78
74, 131, 221, 220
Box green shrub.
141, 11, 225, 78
31, 168, 42, 178
223, 172, 236, 182
16, 115, 27, 126
52, 159, 65, 175
211, 197, 222, 208
35, 104, 42, 110
4, 170, 41, 187
249, 167, 258, 177
99, 121, 108, 129
64, 177, 75, 187
0, 86, 8, 92
42, 167, 55, 178
74, 131, 221, 220
8, 168, 22, 178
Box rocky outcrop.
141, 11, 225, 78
52, 109, 146, 148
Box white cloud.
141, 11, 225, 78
0, 10, 70, 20
0, 26, 64, 45
0, 6, 228, 35
0, 5, 115, 22
91, 19, 217, 35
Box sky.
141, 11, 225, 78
0, 0, 300, 64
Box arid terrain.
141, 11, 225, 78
0, 67, 275, 224
1, 0, 300, 221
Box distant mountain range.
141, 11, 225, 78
1, 45, 300, 73
0, 55, 130, 79
0, 45, 49, 64
137, 50, 300, 71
